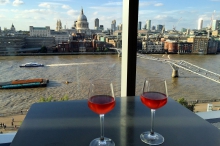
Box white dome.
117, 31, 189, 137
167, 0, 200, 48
77, 9, 87, 21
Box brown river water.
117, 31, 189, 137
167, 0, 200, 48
0, 54, 220, 113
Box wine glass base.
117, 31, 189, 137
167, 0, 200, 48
89, 137, 115, 146
140, 131, 164, 145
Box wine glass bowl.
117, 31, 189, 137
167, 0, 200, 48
140, 77, 168, 145
88, 79, 115, 146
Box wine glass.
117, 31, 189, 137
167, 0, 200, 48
140, 77, 168, 145
88, 79, 116, 146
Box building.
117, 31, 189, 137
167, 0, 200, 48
56, 20, 62, 31
198, 18, 203, 30
152, 26, 156, 30
212, 30, 220, 37
138, 21, 142, 30
164, 40, 178, 53
111, 20, 116, 32
157, 25, 163, 31
146, 20, 151, 30
187, 37, 209, 54
25, 37, 55, 49
50, 31, 70, 44
118, 24, 123, 30
177, 42, 193, 54
212, 20, 220, 31
0, 36, 25, 53
75, 8, 91, 35
29, 26, 50, 37
207, 38, 218, 54
94, 18, 99, 29
142, 40, 164, 53
10, 24, 16, 32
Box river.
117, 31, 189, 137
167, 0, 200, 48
0, 54, 220, 113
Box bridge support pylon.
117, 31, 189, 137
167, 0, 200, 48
172, 69, 179, 78
169, 63, 179, 78
118, 52, 121, 57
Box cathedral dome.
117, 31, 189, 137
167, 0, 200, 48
77, 8, 87, 21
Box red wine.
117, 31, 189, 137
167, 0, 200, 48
88, 95, 115, 114
141, 92, 167, 109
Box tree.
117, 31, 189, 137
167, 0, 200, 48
60, 95, 69, 101
38, 95, 69, 102
38, 96, 53, 102
177, 98, 195, 112
40, 46, 47, 53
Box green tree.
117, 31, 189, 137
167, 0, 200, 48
40, 46, 47, 53
60, 95, 69, 101
177, 98, 195, 112
38, 96, 53, 102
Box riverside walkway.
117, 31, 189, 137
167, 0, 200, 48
137, 53, 220, 84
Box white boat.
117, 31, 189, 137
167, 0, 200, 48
19, 62, 44, 67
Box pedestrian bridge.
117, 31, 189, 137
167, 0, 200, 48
109, 48, 122, 57
110, 48, 220, 84
137, 53, 220, 84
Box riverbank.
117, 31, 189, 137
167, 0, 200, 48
0, 52, 118, 56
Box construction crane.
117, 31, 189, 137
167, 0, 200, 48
173, 17, 182, 31
208, 10, 215, 30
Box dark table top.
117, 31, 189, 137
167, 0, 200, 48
11, 96, 220, 146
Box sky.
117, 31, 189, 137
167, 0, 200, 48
0, 0, 220, 31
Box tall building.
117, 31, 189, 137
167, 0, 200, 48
56, 20, 62, 31
118, 24, 123, 30
146, 20, 151, 30
138, 21, 142, 30
152, 26, 156, 30
99, 25, 104, 30
198, 18, 203, 30
111, 20, 116, 32
157, 25, 163, 31
212, 20, 220, 31
94, 18, 99, 29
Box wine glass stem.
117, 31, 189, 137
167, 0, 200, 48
100, 114, 105, 141
150, 109, 156, 135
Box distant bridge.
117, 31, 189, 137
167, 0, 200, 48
137, 53, 220, 84
110, 48, 220, 83
109, 48, 122, 57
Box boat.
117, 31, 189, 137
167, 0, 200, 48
0, 78, 49, 89
19, 62, 44, 67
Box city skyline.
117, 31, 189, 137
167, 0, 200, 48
0, 0, 220, 31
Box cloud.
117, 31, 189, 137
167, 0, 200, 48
210, 0, 220, 1
67, 9, 79, 16
13, 0, 24, 6
139, 1, 154, 7
39, 3, 51, 8
93, 11, 98, 15
0, 0, 10, 5
103, 2, 122, 6
0, 14, 6, 18
154, 3, 163, 6
38, 2, 61, 9
154, 15, 177, 22
90, 6, 121, 13
62, 4, 70, 9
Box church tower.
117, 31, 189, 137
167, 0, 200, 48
11, 23, 16, 32
56, 20, 62, 31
